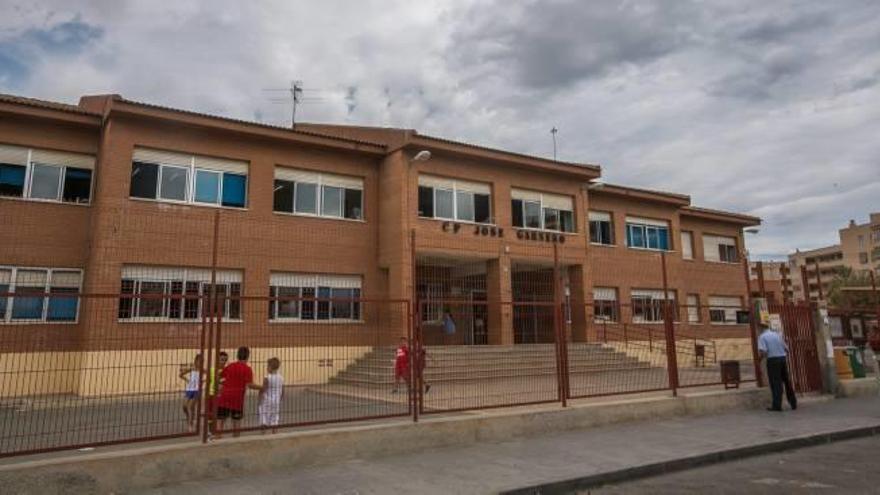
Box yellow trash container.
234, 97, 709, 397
833, 348, 854, 379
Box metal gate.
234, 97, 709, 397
771, 303, 822, 393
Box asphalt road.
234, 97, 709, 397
588, 435, 880, 494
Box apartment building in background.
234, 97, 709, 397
0, 93, 760, 395
749, 261, 794, 303
788, 213, 880, 302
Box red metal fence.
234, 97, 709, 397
0, 212, 775, 458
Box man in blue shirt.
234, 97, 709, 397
758, 325, 797, 411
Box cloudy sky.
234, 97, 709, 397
2, 0, 878, 259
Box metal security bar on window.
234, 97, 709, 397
0, 266, 83, 323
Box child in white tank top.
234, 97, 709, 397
258, 357, 283, 433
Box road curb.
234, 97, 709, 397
501, 424, 880, 495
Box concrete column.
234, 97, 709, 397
568, 264, 589, 342
487, 256, 513, 345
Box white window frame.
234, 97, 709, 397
681, 231, 694, 260
0, 266, 83, 324
418, 282, 444, 323
130, 149, 249, 209
274, 167, 364, 222
630, 289, 676, 324
686, 294, 700, 323
592, 287, 619, 322
703, 235, 739, 263
419, 177, 493, 225
192, 168, 223, 205
118, 267, 243, 323
625, 218, 671, 251
0, 145, 96, 206
708, 296, 742, 325
589, 211, 614, 245
268, 272, 363, 323
512, 189, 574, 233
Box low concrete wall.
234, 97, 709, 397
836, 377, 879, 398
0, 388, 766, 494
1, 346, 374, 397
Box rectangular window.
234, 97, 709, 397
625, 217, 670, 251
117, 266, 242, 322
269, 272, 361, 322
681, 231, 694, 260
524, 201, 542, 228
708, 296, 742, 325
159, 165, 189, 201
418, 175, 492, 224
686, 294, 700, 323
0, 163, 26, 197
194, 169, 221, 204
593, 287, 618, 322
322, 185, 343, 217
131, 148, 248, 208
0, 267, 82, 323
62, 168, 92, 203
417, 283, 444, 322
631, 289, 676, 323
130, 161, 159, 199
0, 268, 9, 318
273, 179, 294, 213
221, 173, 247, 208
344, 189, 363, 220
29, 163, 63, 200
0, 145, 95, 203
703, 235, 739, 263
418, 186, 434, 218
275, 167, 362, 220
435, 189, 454, 219
512, 189, 575, 233
859, 252, 868, 264
295, 182, 318, 214
474, 194, 491, 224
456, 190, 475, 222
589, 211, 613, 245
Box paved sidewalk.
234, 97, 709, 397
139, 395, 880, 495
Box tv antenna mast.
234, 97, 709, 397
551, 127, 558, 160
263, 80, 308, 128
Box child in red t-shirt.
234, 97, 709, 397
392, 337, 409, 394
215, 346, 262, 438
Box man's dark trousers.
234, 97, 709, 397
766, 356, 797, 410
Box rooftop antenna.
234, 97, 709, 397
264, 80, 326, 129
551, 127, 558, 160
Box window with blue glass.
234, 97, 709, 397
130, 148, 248, 208
625, 218, 670, 250
0, 267, 82, 323
0, 143, 94, 203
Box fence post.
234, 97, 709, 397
553, 243, 569, 406
410, 229, 420, 422
201, 210, 221, 443
741, 255, 763, 387
800, 265, 810, 303
660, 252, 679, 396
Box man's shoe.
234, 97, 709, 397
766, 407, 782, 412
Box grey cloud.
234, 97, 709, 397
449, 0, 696, 89
1, 0, 879, 258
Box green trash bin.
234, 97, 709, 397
847, 347, 866, 379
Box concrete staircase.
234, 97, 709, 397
329, 343, 655, 387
